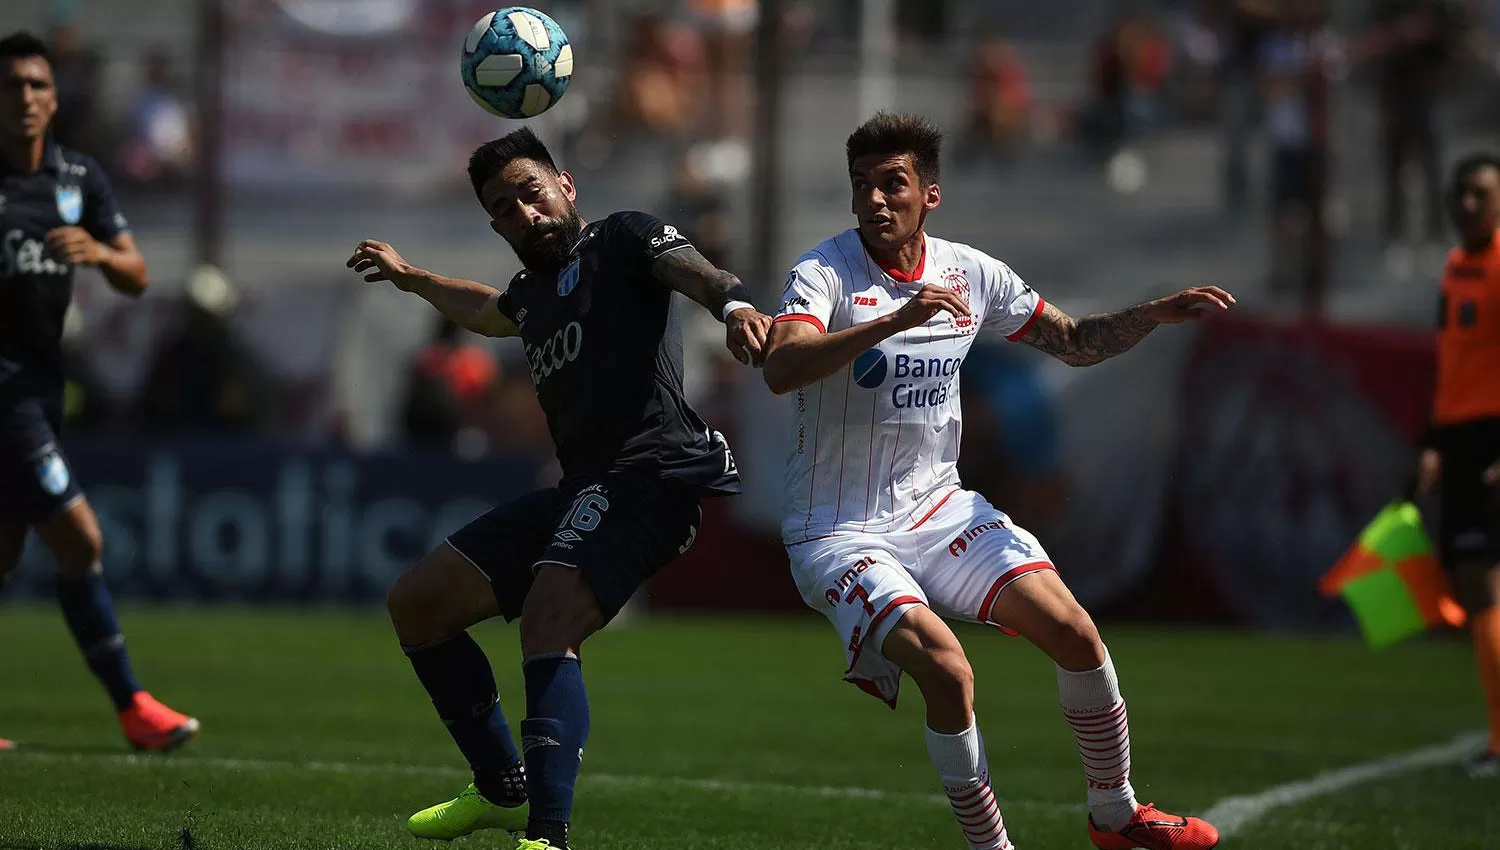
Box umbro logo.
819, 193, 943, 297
515, 307, 528, 324
554, 529, 583, 543
522, 734, 562, 753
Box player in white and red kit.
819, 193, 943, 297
761, 113, 1231, 850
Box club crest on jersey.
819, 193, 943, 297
55, 185, 82, 225
557, 260, 581, 296
34, 450, 70, 496
943, 267, 974, 331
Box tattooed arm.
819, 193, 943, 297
1019, 287, 1236, 366
651, 246, 773, 365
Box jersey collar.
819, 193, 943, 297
868, 234, 926, 283
44, 138, 66, 174
0, 136, 62, 177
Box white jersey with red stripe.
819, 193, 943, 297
773, 229, 1044, 545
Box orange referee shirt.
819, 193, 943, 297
1435, 230, 1500, 426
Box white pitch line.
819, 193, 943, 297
1201, 730, 1486, 837
4, 750, 1082, 813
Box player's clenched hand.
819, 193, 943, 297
347, 239, 418, 290
726, 308, 771, 367
891, 283, 971, 331
45, 227, 108, 266
1142, 286, 1236, 324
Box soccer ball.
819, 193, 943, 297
461, 7, 574, 119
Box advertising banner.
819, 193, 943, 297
9, 437, 542, 602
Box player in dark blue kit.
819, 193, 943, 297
0, 32, 198, 752
346, 127, 771, 850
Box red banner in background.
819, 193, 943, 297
1154, 315, 1435, 629
221, 0, 586, 195
644, 499, 801, 613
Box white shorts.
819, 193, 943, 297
787, 489, 1054, 707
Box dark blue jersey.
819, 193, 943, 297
0, 141, 128, 402
495, 211, 740, 496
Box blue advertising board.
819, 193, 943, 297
6, 437, 546, 602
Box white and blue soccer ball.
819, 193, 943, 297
461, 7, 574, 119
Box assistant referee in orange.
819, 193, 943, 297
1417, 152, 1500, 778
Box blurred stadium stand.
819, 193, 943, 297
5, 0, 1499, 631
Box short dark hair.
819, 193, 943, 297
846, 112, 943, 186
0, 31, 52, 67
1451, 152, 1500, 193
467, 127, 559, 200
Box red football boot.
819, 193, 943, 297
119, 692, 200, 752
1088, 802, 1220, 850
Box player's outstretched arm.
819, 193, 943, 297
1018, 286, 1234, 366
651, 247, 772, 365
762, 282, 969, 394
45, 229, 148, 296
346, 239, 517, 338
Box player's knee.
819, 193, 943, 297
911, 646, 974, 714
518, 601, 601, 656
1041, 607, 1106, 669
519, 569, 604, 656
48, 524, 103, 578
387, 568, 458, 646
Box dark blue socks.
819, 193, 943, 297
522, 652, 590, 848
56, 572, 140, 711
404, 633, 527, 806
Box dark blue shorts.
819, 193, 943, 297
446, 472, 703, 622
0, 396, 84, 525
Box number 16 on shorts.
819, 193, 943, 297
554, 485, 610, 547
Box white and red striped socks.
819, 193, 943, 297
1057, 649, 1138, 832
925, 718, 1014, 850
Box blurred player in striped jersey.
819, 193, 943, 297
761, 112, 1230, 850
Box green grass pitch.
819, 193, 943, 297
1, 605, 1496, 849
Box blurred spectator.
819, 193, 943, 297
1080, 4, 1173, 159
1207, 0, 1282, 215
481, 354, 561, 485
590, 12, 704, 153
957, 342, 1067, 535
1357, 1, 1477, 253
138, 266, 271, 433
1259, 0, 1339, 295
666, 152, 733, 269
47, 25, 107, 160
118, 49, 196, 189
400, 317, 499, 456
660, 151, 739, 414
687, 0, 756, 184
956, 32, 1033, 166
